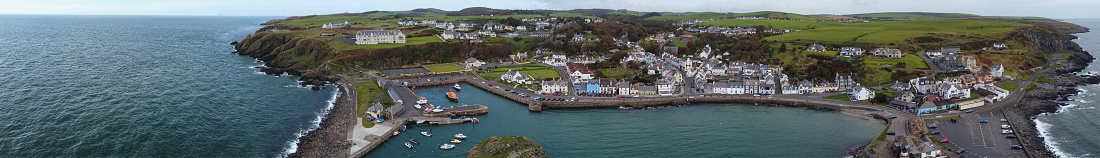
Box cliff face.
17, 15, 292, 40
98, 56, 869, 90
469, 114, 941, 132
468, 136, 548, 158
234, 32, 337, 89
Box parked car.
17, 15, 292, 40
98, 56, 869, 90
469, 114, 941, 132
1002, 130, 1013, 134
619, 95, 626, 98
955, 148, 966, 154
950, 118, 958, 123
889, 116, 897, 119
931, 130, 941, 135
887, 131, 895, 135
966, 109, 973, 113
940, 139, 950, 143
1006, 134, 1017, 138
1000, 118, 1008, 122
928, 124, 937, 128
1002, 125, 1011, 129
1011, 145, 1023, 150
980, 120, 989, 123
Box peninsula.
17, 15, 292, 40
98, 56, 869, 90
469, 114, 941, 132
233, 7, 1092, 158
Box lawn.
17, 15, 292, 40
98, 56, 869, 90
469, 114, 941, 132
863, 66, 894, 86
354, 79, 389, 117
998, 83, 1021, 91
806, 50, 839, 56
764, 20, 1028, 44
599, 68, 637, 79
823, 93, 852, 101
863, 54, 932, 70
425, 64, 465, 73
697, 19, 819, 30
328, 36, 442, 50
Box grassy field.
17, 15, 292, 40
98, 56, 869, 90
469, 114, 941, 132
425, 64, 465, 73
998, 83, 1021, 91
354, 79, 388, 117
696, 19, 818, 30
805, 50, 839, 56
764, 20, 1027, 44
823, 93, 852, 101
863, 66, 894, 86
728, 11, 833, 21
549, 12, 599, 19
328, 36, 442, 50
1024, 83, 1038, 92
599, 68, 638, 79
863, 54, 932, 69
644, 12, 732, 20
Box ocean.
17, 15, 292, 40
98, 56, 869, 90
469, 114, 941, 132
0, 15, 337, 157
1036, 19, 1100, 158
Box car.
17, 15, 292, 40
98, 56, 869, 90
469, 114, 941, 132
887, 131, 895, 135
955, 148, 967, 154
1000, 118, 1008, 122
1011, 145, 1023, 150
928, 124, 938, 128
1006, 134, 1017, 138
889, 116, 897, 119
1002, 125, 1011, 129
965, 109, 973, 113
1002, 130, 1013, 134
931, 130, 941, 135
950, 118, 958, 123
619, 95, 626, 98
980, 120, 989, 123
940, 139, 950, 143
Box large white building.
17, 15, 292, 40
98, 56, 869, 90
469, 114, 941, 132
322, 21, 349, 29
355, 30, 406, 45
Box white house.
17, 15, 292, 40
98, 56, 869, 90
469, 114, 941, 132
838, 47, 863, 57
657, 79, 675, 95
974, 83, 1008, 102
355, 30, 406, 45
993, 43, 1007, 49
937, 83, 971, 99
990, 64, 1005, 77
849, 87, 875, 101
441, 30, 457, 40
713, 82, 729, 94
322, 21, 349, 29
540, 80, 568, 94
500, 70, 532, 84
910, 76, 938, 94
729, 82, 745, 94
618, 82, 631, 96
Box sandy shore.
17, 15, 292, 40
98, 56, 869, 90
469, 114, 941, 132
286, 81, 355, 158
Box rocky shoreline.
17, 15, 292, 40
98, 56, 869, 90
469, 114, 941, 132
285, 82, 355, 158
232, 31, 339, 90
1005, 28, 1099, 157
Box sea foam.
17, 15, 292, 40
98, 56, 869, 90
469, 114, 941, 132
279, 87, 340, 157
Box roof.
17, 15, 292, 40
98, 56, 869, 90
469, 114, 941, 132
387, 103, 404, 113
357, 30, 403, 36
465, 57, 480, 63
367, 102, 385, 112
637, 86, 657, 91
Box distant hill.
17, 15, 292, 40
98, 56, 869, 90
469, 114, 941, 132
846, 12, 1087, 33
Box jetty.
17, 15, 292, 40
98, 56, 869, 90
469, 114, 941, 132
409, 117, 475, 125
422, 104, 488, 117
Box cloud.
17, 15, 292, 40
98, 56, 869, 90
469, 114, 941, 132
851, 0, 881, 5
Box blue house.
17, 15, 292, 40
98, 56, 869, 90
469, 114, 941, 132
918, 100, 956, 115
585, 80, 601, 94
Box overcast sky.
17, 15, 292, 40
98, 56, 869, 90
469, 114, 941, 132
1, 0, 1096, 19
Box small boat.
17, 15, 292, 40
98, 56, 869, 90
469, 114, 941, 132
393, 131, 400, 136
432, 108, 444, 113
416, 97, 428, 105
446, 92, 458, 101
454, 134, 467, 139
450, 139, 462, 144
421, 132, 432, 137
410, 138, 420, 144
405, 142, 413, 148
440, 144, 455, 150
472, 118, 479, 124
453, 84, 461, 90
400, 125, 406, 131
414, 104, 422, 109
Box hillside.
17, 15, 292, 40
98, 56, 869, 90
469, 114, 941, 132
844, 12, 1088, 33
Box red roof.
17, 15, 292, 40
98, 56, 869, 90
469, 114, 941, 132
679, 35, 695, 38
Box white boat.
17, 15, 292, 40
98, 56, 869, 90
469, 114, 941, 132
453, 84, 461, 90
450, 139, 462, 144
431, 109, 444, 113
392, 131, 400, 136
414, 104, 422, 109
405, 142, 413, 148
453, 134, 467, 139
416, 97, 428, 105
421, 132, 432, 137
440, 144, 455, 149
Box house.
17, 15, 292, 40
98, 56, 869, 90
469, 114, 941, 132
849, 87, 875, 101
807, 44, 826, 52
960, 74, 978, 87
993, 43, 1007, 49
322, 21, 349, 29
918, 100, 955, 115
990, 64, 1005, 77
871, 47, 904, 58
500, 70, 532, 84
635, 85, 657, 95
975, 71, 994, 83
580, 79, 600, 94
836, 73, 858, 91
397, 20, 418, 25
441, 30, 457, 40
355, 30, 406, 45
463, 57, 483, 70
925, 50, 943, 57
890, 81, 910, 91
662, 46, 679, 56
730, 82, 745, 94
421, 19, 436, 25
782, 85, 799, 94
386, 102, 405, 119
713, 82, 729, 94
365, 102, 385, 119
910, 76, 938, 94
678, 34, 695, 41
599, 78, 617, 95
657, 79, 675, 95
889, 91, 918, 113
540, 79, 568, 94
566, 63, 594, 83
812, 82, 826, 93
937, 83, 970, 99
618, 82, 631, 96
838, 47, 863, 57
798, 81, 814, 94
960, 55, 978, 69
973, 83, 1009, 102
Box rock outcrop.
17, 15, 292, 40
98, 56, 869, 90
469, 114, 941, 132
233, 31, 338, 90
468, 136, 548, 158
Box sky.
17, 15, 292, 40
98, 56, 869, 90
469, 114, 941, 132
0, 0, 1097, 19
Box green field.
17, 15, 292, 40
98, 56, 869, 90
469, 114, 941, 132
697, 19, 818, 30
425, 64, 465, 73
480, 65, 561, 80
644, 12, 732, 20
328, 36, 442, 50
998, 83, 1021, 91
764, 20, 1027, 44
728, 11, 833, 21
549, 12, 599, 19
354, 80, 388, 117
823, 93, 852, 101
806, 50, 839, 56
863, 54, 932, 69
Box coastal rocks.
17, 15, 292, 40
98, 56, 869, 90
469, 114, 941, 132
1015, 27, 1082, 53
467, 136, 548, 158
234, 32, 337, 89
286, 82, 355, 158
1053, 51, 1096, 74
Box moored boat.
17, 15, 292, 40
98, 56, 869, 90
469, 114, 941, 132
410, 138, 420, 144
393, 131, 400, 136
472, 118, 479, 124
405, 142, 413, 148
450, 139, 462, 144
446, 92, 458, 100
421, 132, 432, 137
453, 84, 461, 90
439, 144, 455, 150
416, 97, 428, 105
454, 134, 467, 139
